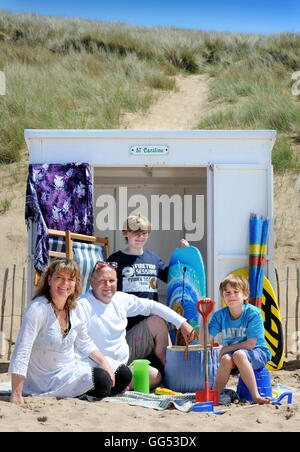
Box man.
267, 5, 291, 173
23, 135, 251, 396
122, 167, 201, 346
78, 262, 194, 388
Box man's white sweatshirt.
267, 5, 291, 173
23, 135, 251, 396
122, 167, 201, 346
78, 290, 186, 371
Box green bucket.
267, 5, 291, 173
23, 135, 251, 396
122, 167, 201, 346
130, 359, 150, 394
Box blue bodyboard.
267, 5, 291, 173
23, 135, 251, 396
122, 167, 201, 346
167, 246, 206, 345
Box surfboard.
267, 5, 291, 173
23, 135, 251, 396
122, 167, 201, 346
223, 267, 284, 371
167, 246, 206, 345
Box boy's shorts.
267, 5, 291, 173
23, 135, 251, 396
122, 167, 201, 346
126, 319, 154, 365
228, 348, 269, 375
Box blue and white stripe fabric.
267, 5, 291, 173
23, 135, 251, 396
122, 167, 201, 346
49, 238, 106, 294
73, 241, 105, 293
49, 238, 66, 254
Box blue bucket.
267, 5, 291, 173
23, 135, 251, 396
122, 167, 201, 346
237, 367, 272, 402
164, 345, 220, 393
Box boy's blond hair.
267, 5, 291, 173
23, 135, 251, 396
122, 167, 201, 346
123, 213, 152, 234
219, 274, 249, 304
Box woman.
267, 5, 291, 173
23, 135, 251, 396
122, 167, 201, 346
9, 259, 132, 404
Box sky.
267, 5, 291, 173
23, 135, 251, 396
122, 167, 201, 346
0, 0, 299, 34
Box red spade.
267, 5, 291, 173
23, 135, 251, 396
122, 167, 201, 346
196, 299, 219, 406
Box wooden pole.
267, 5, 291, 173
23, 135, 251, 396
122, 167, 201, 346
285, 267, 289, 358
0, 268, 9, 332
275, 267, 280, 307
8, 264, 16, 360
296, 268, 300, 360
20, 266, 26, 326
0, 268, 9, 358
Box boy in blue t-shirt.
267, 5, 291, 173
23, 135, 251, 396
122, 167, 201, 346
201, 274, 272, 405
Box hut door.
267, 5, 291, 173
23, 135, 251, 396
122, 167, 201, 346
207, 163, 273, 307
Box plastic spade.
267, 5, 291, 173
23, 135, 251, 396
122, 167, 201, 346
196, 299, 219, 406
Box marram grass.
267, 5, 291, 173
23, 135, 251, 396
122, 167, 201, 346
0, 10, 299, 172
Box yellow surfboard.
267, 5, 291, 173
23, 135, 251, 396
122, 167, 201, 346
223, 267, 284, 371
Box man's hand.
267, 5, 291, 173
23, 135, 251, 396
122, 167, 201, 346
180, 321, 195, 344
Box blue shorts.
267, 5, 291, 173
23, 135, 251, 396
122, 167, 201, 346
227, 348, 269, 375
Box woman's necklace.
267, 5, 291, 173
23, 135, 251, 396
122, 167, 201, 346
51, 302, 70, 338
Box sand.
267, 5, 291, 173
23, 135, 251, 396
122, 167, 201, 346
0, 74, 299, 432
1, 357, 300, 432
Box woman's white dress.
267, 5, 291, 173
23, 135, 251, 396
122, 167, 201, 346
8, 296, 97, 398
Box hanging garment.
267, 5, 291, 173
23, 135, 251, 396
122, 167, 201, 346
25, 163, 93, 272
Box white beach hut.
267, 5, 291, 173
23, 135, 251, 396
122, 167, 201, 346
24, 129, 276, 308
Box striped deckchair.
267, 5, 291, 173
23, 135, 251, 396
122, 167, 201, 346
47, 229, 109, 294
248, 214, 269, 307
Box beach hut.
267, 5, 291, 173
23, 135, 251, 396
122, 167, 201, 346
24, 129, 276, 308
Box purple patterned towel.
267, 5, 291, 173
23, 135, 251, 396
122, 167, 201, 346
25, 163, 93, 272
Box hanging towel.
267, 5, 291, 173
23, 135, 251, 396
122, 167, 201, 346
25, 163, 93, 273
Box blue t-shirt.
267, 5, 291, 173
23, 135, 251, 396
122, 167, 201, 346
208, 303, 272, 361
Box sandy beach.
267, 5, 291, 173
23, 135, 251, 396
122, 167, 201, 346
0, 74, 299, 433
1, 356, 300, 432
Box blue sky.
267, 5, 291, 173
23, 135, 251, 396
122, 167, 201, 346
0, 0, 299, 34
